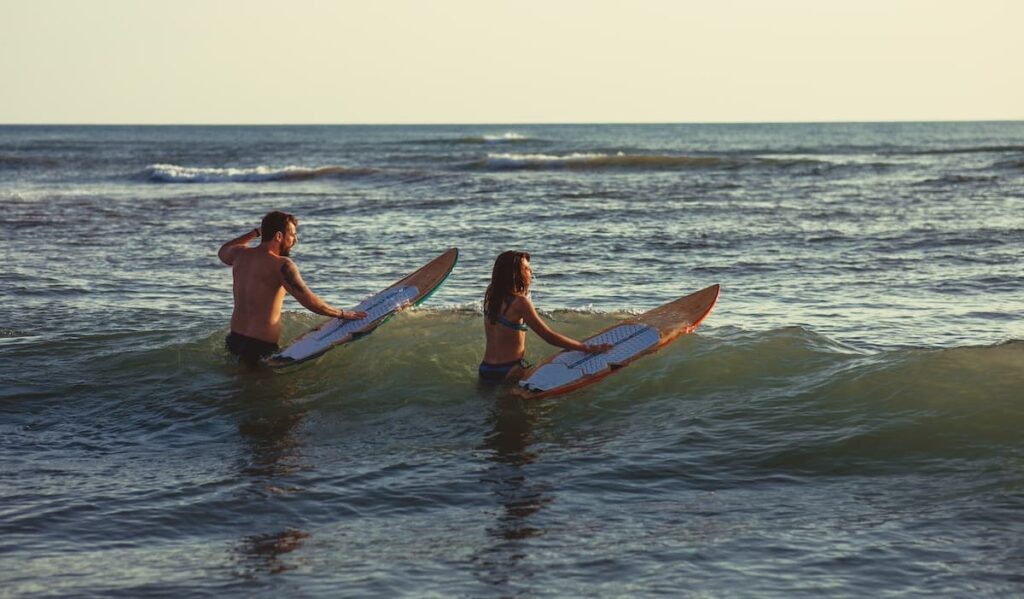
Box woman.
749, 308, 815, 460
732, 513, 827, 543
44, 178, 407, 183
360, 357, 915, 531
480, 251, 612, 385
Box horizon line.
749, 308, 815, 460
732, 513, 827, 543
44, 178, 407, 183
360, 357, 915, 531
1, 118, 1023, 127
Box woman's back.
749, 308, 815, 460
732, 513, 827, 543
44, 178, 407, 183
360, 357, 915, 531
482, 295, 528, 364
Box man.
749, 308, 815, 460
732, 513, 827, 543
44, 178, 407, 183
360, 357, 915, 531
218, 211, 366, 365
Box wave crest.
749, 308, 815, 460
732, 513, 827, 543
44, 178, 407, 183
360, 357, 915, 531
462, 132, 530, 143
471, 152, 726, 171
144, 164, 381, 183
92, 314, 1024, 465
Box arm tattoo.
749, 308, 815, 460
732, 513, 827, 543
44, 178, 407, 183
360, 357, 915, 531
281, 262, 308, 296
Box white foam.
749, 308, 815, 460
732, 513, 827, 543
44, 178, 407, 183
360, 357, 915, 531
145, 163, 373, 183
481, 132, 528, 142
485, 152, 617, 168
480, 152, 725, 171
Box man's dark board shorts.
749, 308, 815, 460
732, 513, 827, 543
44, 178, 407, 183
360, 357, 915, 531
226, 331, 279, 366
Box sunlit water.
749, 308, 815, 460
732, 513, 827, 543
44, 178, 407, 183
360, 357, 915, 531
2, 123, 1023, 596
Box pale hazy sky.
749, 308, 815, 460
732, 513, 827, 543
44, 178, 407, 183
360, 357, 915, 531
1, 0, 1021, 124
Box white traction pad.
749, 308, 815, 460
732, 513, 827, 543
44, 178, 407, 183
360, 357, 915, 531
272, 285, 420, 362
518, 323, 661, 393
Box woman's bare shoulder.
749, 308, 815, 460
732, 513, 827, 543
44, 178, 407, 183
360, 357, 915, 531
508, 294, 533, 313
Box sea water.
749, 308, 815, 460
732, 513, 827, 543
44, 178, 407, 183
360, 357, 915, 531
1, 123, 1022, 596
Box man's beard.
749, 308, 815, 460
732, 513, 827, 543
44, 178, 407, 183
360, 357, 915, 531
280, 244, 292, 257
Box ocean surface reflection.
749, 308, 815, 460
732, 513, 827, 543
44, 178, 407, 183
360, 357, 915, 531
232, 375, 311, 577
473, 397, 554, 591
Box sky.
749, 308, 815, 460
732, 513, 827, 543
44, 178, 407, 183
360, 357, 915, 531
1, 0, 1021, 124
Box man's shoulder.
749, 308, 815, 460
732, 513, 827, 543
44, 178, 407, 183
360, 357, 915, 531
236, 249, 290, 272
232, 246, 264, 264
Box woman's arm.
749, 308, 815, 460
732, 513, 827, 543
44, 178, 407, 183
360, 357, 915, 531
518, 297, 613, 353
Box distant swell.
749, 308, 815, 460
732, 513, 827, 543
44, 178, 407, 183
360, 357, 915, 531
144, 164, 382, 183
459, 132, 530, 143
413, 132, 533, 145
994, 157, 1024, 170
907, 144, 1024, 155
462, 152, 873, 172
0, 154, 59, 168
913, 174, 998, 187
470, 152, 728, 171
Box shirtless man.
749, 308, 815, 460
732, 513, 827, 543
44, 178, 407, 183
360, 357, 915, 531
218, 211, 366, 365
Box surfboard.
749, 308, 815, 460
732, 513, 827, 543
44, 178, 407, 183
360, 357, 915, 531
511, 284, 720, 399
263, 248, 458, 368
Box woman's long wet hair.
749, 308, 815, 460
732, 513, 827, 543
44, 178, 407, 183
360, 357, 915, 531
484, 251, 531, 324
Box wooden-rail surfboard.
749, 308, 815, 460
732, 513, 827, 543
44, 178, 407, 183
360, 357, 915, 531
511, 284, 720, 399
263, 248, 458, 368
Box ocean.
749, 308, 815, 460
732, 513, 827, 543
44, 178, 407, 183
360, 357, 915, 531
1, 123, 1022, 596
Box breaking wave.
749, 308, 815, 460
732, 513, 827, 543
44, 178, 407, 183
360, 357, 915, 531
469, 152, 729, 171
462, 132, 530, 143
144, 164, 382, 183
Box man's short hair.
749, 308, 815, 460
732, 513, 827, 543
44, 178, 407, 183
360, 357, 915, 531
261, 211, 297, 242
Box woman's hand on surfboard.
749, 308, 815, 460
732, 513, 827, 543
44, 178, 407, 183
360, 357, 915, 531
583, 342, 614, 353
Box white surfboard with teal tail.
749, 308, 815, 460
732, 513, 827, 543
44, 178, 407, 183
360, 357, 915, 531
263, 248, 458, 368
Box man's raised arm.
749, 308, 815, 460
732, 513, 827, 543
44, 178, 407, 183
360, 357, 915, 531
218, 227, 261, 265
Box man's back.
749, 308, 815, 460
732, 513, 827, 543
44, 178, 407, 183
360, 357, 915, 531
230, 247, 286, 344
